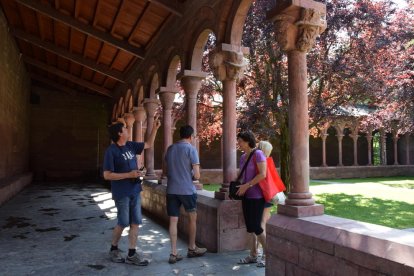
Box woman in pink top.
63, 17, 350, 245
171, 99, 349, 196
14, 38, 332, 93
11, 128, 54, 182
236, 131, 267, 267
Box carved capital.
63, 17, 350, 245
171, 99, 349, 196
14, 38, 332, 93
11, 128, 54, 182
143, 98, 160, 116
133, 106, 146, 122
157, 87, 179, 110
270, 2, 326, 53
209, 44, 248, 81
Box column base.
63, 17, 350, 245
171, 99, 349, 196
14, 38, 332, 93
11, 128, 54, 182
214, 191, 229, 200
277, 203, 324, 217
144, 174, 159, 181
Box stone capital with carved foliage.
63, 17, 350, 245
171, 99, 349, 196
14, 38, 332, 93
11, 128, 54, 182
209, 44, 248, 81
269, 1, 326, 53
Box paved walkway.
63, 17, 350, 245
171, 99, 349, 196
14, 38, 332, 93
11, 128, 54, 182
0, 183, 265, 276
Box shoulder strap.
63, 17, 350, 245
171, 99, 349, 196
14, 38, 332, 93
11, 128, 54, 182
236, 149, 256, 181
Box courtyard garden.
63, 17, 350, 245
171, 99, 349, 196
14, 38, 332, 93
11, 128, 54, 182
204, 176, 414, 229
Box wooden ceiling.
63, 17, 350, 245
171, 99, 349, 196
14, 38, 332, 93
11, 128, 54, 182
0, 0, 184, 97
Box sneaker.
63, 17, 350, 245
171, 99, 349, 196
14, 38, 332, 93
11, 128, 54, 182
168, 253, 183, 264
109, 249, 125, 263
187, 246, 207, 258
125, 253, 150, 266
257, 256, 265, 268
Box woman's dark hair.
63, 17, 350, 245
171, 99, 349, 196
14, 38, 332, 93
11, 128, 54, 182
180, 125, 194, 139
237, 130, 256, 148
108, 122, 124, 143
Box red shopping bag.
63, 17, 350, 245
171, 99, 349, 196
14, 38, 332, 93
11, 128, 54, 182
258, 157, 286, 202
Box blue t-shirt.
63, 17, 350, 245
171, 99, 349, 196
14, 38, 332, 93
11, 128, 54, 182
103, 141, 145, 200
165, 141, 200, 195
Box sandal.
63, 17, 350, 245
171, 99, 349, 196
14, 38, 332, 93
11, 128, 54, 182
238, 255, 257, 264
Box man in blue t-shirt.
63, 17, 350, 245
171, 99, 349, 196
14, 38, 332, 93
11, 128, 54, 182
103, 114, 160, 266
165, 125, 207, 264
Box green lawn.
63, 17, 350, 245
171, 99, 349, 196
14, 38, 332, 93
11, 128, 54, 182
203, 177, 414, 229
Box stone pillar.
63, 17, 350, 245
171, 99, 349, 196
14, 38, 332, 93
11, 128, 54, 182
406, 134, 411, 165
337, 134, 344, 166
157, 87, 178, 177
320, 125, 329, 167
269, 2, 326, 216
380, 129, 387, 165
143, 98, 160, 179
209, 43, 248, 199
180, 70, 207, 149
392, 132, 399, 165
133, 106, 146, 169
133, 106, 146, 142
349, 122, 359, 166
366, 132, 373, 166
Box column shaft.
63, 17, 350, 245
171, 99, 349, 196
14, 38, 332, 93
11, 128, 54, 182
285, 50, 314, 206
222, 79, 238, 185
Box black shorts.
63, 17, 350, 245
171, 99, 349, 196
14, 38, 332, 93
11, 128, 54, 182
242, 197, 265, 235
166, 193, 197, 217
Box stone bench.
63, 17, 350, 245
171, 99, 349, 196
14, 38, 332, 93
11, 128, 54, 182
0, 173, 32, 206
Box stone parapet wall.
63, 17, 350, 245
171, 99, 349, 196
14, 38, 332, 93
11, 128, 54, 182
198, 166, 414, 183
310, 165, 414, 179
266, 214, 414, 275
141, 180, 248, 252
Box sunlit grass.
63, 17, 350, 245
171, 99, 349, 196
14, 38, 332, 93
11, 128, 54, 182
204, 177, 414, 229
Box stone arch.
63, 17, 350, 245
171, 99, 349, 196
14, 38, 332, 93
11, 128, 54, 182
165, 54, 181, 88
137, 86, 144, 106
190, 29, 216, 71
149, 73, 159, 99
112, 104, 118, 122
117, 97, 124, 118
124, 89, 132, 113
227, 0, 254, 46
326, 126, 339, 166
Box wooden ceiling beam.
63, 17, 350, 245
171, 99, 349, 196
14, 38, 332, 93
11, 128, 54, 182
148, 0, 183, 17
12, 29, 126, 83
14, 0, 145, 59
23, 56, 113, 98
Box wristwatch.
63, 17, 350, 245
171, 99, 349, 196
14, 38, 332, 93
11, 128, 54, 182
248, 183, 253, 188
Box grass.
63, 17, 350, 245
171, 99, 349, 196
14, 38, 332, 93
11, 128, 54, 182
203, 177, 414, 229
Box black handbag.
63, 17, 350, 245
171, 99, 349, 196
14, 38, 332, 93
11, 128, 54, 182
229, 149, 256, 200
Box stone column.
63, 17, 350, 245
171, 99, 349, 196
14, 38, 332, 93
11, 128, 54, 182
320, 125, 329, 167
143, 98, 160, 179
380, 129, 387, 165
349, 122, 359, 166
133, 106, 146, 142
210, 43, 248, 199
269, 2, 326, 216
392, 132, 399, 165
366, 132, 373, 166
133, 106, 146, 169
337, 134, 344, 166
406, 134, 411, 165
157, 87, 178, 177
180, 70, 207, 149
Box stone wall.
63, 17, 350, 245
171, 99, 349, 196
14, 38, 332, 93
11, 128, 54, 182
29, 86, 110, 181
266, 214, 414, 275
0, 9, 32, 203
141, 180, 248, 252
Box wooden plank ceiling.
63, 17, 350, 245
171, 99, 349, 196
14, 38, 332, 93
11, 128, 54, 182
0, 0, 184, 98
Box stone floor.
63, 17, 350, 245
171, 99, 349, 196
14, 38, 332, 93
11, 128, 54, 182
0, 182, 265, 276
